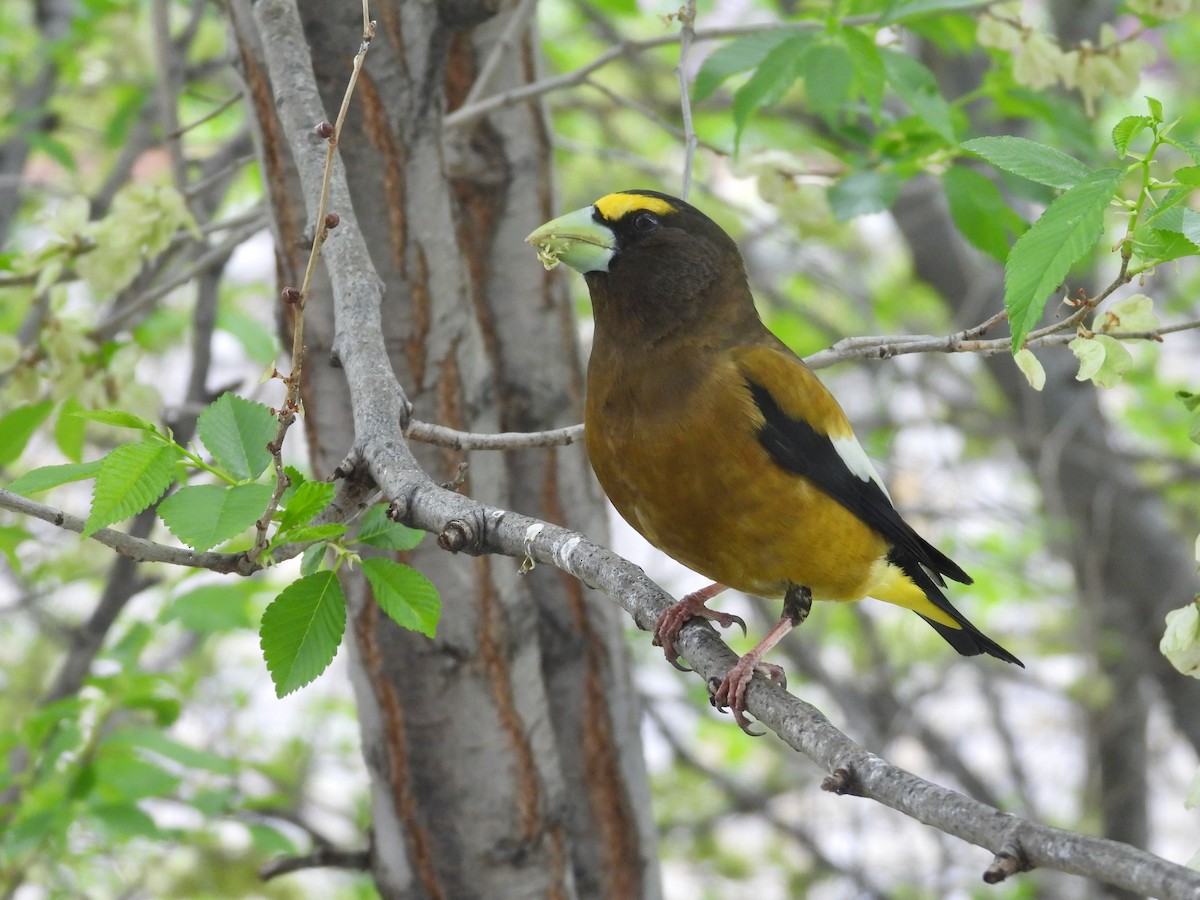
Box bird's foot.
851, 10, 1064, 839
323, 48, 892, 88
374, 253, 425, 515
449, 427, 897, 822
652, 583, 743, 671
708, 656, 787, 735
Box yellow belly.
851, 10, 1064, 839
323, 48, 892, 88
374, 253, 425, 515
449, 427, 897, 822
585, 359, 888, 602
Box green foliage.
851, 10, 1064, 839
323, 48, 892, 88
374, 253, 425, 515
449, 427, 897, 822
1002, 168, 1124, 352
197, 392, 278, 482
260, 571, 347, 698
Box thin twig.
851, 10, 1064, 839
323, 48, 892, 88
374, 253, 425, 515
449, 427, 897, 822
405, 419, 584, 450
168, 90, 243, 138
675, 0, 698, 200
259, 846, 371, 881
251, 5, 376, 559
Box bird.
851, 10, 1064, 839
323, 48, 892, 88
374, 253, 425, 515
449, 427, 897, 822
525, 189, 1022, 731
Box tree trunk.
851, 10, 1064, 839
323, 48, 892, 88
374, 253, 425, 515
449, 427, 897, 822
232, 1, 659, 896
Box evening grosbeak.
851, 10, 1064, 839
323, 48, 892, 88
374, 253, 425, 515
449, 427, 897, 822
526, 190, 1022, 730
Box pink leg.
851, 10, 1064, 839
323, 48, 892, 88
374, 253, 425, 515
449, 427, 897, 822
711, 585, 812, 734
652, 582, 746, 670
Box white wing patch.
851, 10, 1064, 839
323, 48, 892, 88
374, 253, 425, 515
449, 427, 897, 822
831, 435, 892, 502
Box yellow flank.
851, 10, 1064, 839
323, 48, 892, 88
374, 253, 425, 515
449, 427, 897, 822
731, 344, 854, 440
594, 192, 676, 222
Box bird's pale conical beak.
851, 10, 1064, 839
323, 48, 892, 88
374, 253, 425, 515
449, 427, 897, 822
525, 206, 616, 274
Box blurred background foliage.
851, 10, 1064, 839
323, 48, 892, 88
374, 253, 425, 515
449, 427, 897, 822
1, 0, 1198, 897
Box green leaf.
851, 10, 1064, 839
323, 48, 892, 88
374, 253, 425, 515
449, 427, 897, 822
732, 36, 812, 150
158, 482, 273, 552
1177, 390, 1200, 413
841, 27, 885, 117
962, 136, 1093, 189
216, 307, 279, 366
0, 399, 55, 467
278, 480, 335, 532
827, 170, 901, 220
941, 166, 1026, 261
361, 558, 440, 638
880, 0, 988, 23
54, 396, 86, 462
881, 49, 955, 143
0, 524, 30, 572
1173, 166, 1200, 186
162, 583, 256, 633
1004, 168, 1124, 351
275, 523, 348, 544
1183, 209, 1200, 246
111, 726, 239, 776
87, 803, 159, 841
1068, 334, 1132, 388
247, 821, 300, 856
1111, 116, 1152, 157
692, 30, 801, 102
5, 459, 103, 495
356, 503, 424, 551
1146, 95, 1164, 123
803, 42, 853, 125
83, 441, 179, 537
74, 408, 162, 434
197, 393, 278, 481
260, 571, 346, 697
300, 543, 326, 576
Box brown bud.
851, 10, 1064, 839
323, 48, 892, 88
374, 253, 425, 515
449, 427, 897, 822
281, 286, 302, 304
314, 121, 334, 138
324, 212, 340, 230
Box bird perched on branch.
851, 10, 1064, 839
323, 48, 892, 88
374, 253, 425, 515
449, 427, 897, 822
526, 189, 1022, 731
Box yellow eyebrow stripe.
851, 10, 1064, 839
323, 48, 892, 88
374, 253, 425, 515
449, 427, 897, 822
594, 192, 675, 221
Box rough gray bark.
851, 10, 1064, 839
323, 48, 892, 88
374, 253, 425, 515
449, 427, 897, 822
231, 0, 659, 897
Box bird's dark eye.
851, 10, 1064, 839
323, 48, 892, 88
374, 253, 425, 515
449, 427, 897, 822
633, 211, 660, 233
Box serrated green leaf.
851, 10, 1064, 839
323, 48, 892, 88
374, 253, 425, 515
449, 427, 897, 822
962, 136, 1093, 189
0, 399, 55, 467
158, 482, 273, 552
1176, 140, 1200, 165
278, 480, 335, 532
1112, 116, 1152, 157
260, 571, 346, 697
1013, 349, 1046, 391
1004, 168, 1124, 351
881, 49, 955, 143
880, 0, 988, 23
1183, 209, 1200, 246
732, 36, 812, 151
54, 396, 86, 462
361, 558, 440, 638
1146, 96, 1164, 123
6, 459, 104, 495
942, 166, 1026, 261
197, 393, 277, 482
803, 42, 853, 125
83, 441, 179, 538
163, 583, 256, 633
1069, 335, 1132, 387
828, 170, 901, 220
356, 504, 425, 551
74, 409, 161, 433
692, 30, 801, 102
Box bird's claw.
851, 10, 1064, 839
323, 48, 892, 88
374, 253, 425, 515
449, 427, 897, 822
652, 597, 745, 668
707, 658, 788, 735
